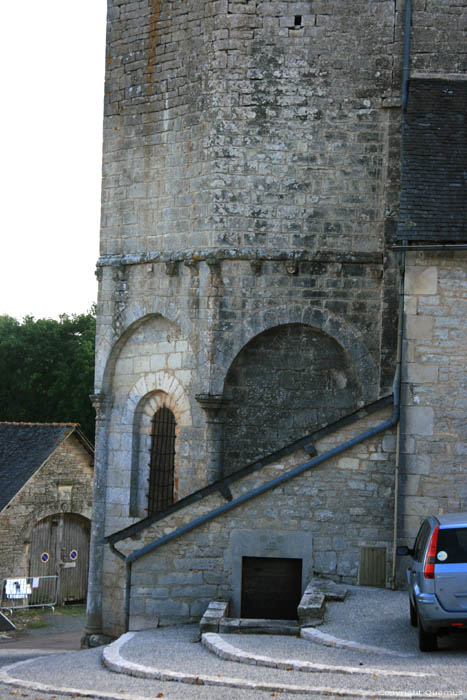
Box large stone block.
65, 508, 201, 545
405, 266, 438, 295
403, 406, 434, 437
404, 315, 434, 341
403, 496, 439, 517
297, 586, 325, 626
146, 599, 189, 618
405, 363, 438, 384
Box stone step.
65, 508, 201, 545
202, 632, 436, 679
102, 627, 459, 699
219, 617, 300, 635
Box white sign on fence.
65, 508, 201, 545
5, 578, 31, 599
1, 575, 58, 612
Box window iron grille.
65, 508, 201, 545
148, 406, 176, 515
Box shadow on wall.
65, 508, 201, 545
222, 323, 362, 477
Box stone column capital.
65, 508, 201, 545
89, 392, 112, 420
195, 393, 228, 423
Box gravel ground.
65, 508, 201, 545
0, 647, 385, 700
112, 625, 455, 695
0, 608, 85, 652
321, 586, 421, 654
1, 588, 467, 699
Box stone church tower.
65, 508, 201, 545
86, 0, 467, 639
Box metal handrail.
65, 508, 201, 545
112, 379, 401, 632
105, 394, 393, 547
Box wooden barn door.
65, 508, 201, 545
29, 514, 90, 604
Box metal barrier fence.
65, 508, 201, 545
0, 576, 59, 614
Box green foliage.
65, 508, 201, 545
0, 310, 96, 441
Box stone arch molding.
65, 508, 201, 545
127, 372, 192, 518
124, 371, 191, 427
211, 305, 378, 403
99, 305, 194, 393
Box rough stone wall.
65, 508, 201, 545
91, 0, 467, 634
101, 0, 401, 256
0, 436, 94, 580
393, 0, 467, 580
95, 0, 402, 568
398, 252, 467, 574
410, 1, 467, 75
222, 322, 362, 475
102, 0, 216, 255
101, 404, 396, 636
96, 0, 403, 396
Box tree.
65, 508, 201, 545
0, 310, 96, 441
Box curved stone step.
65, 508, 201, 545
300, 626, 414, 657
102, 629, 458, 699
201, 632, 433, 678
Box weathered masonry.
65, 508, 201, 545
0, 423, 94, 605
85, 0, 467, 640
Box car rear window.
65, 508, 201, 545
436, 527, 467, 564
414, 520, 431, 562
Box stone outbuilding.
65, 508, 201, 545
85, 0, 467, 641
0, 423, 94, 605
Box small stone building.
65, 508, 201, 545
85, 0, 467, 641
0, 423, 94, 604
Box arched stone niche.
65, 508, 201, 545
211, 305, 378, 403
105, 314, 195, 518
99, 307, 195, 395
128, 374, 191, 518
221, 323, 362, 476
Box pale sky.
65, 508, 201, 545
1, 1, 107, 320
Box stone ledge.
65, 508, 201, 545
97, 247, 384, 269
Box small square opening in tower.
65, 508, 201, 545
241, 556, 302, 620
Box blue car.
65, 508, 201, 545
397, 512, 467, 651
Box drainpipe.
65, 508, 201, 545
390, 0, 412, 588
390, 256, 406, 588
401, 0, 412, 119
117, 3, 414, 624
120, 374, 401, 630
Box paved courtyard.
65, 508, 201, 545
0, 587, 466, 699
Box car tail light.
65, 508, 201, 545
424, 525, 439, 579
451, 623, 464, 628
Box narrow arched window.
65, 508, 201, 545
148, 406, 176, 515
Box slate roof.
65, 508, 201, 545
396, 79, 467, 242
0, 423, 93, 512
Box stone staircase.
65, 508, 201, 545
199, 577, 349, 635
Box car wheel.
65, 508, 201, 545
410, 599, 417, 627
418, 614, 438, 652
